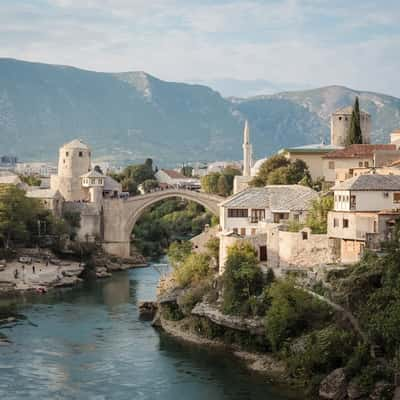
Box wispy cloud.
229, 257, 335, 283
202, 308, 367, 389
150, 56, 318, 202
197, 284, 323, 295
0, 0, 399, 96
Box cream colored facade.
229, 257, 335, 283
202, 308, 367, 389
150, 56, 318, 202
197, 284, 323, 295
327, 175, 400, 263
323, 157, 373, 183
26, 189, 64, 217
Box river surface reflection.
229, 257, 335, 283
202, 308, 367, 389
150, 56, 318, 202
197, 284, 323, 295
0, 259, 296, 400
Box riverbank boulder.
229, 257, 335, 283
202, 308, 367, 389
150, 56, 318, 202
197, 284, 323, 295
139, 301, 158, 319
319, 368, 347, 400
191, 302, 265, 336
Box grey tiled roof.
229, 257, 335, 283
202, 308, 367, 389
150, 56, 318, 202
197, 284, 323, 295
333, 174, 400, 191
220, 185, 318, 211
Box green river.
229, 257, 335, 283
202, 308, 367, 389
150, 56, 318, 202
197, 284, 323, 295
0, 259, 296, 400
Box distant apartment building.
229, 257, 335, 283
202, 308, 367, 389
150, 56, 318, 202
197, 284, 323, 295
15, 162, 58, 177
155, 169, 200, 189
328, 174, 400, 263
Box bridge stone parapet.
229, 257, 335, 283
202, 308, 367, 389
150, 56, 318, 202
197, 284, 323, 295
102, 189, 223, 257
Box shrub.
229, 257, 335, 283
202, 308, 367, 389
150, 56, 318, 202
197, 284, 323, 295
264, 280, 332, 351
167, 241, 193, 268
222, 243, 264, 315
161, 303, 184, 321
178, 282, 210, 316
173, 253, 212, 287
285, 326, 356, 381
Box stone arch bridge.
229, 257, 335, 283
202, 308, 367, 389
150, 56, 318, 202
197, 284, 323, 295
101, 189, 223, 258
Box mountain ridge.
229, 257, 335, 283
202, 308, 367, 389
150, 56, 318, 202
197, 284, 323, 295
0, 58, 399, 165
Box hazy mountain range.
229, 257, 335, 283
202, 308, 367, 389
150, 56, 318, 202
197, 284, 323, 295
1, 58, 400, 166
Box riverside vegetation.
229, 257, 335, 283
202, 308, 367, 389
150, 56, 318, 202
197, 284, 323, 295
158, 227, 400, 399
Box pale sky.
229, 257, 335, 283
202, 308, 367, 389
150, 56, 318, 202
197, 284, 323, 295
1, 0, 400, 97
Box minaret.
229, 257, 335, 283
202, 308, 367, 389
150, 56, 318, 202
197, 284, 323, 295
242, 120, 252, 177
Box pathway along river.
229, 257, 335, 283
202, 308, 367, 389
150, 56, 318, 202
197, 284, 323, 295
0, 259, 296, 400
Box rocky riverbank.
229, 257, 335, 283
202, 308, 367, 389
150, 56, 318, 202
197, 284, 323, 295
158, 314, 288, 380
0, 247, 148, 297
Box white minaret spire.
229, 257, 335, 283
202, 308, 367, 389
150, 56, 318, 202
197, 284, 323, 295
242, 120, 252, 177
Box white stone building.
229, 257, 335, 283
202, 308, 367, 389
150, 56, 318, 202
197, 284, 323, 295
155, 169, 200, 189
26, 188, 64, 217
15, 162, 57, 178
218, 185, 324, 272
328, 174, 400, 263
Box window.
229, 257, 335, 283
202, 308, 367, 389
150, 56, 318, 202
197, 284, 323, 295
364, 161, 369, 167
302, 231, 308, 240
251, 228, 256, 236
350, 195, 356, 210
343, 219, 349, 228
333, 218, 339, 227
329, 161, 335, 169
233, 228, 238, 234
259, 246, 267, 262
79, 151, 83, 157
339, 195, 342, 202
228, 209, 248, 218
251, 209, 265, 223
359, 161, 363, 167
383, 192, 389, 198
66, 152, 69, 157
339, 117, 342, 121
394, 193, 400, 203
273, 213, 289, 223
345, 117, 348, 121
240, 228, 246, 236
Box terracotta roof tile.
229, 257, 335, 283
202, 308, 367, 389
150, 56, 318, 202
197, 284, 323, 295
161, 169, 186, 179
323, 144, 396, 159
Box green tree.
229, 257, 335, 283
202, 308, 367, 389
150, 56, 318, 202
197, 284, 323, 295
265, 280, 330, 351
167, 241, 193, 268
181, 165, 193, 177
0, 186, 42, 248
222, 243, 263, 315
141, 179, 159, 193
251, 155, 310, 186
217, 174, 229, 196
173, 252, 212, 287
305, 195, 334, 234
201, 173, 220, 194
121, 178, 138, 195
252, 155, 290, 186
346, 97, 363, 145
19, 175, 42, 187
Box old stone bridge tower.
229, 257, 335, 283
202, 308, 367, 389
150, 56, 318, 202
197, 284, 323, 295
51, 139, 222, 258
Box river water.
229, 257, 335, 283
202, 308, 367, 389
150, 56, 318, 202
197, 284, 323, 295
0, 260, 295, 400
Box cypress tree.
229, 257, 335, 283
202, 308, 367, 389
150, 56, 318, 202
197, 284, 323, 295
346, 96, 363, 145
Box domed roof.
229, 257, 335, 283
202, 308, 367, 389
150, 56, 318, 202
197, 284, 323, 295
251, 157, 268, 176
61, 139, 90, 150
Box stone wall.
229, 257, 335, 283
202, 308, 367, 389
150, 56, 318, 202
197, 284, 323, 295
63, 202, 102, 242
219, 224, 338, 274
276, 229, 337, 270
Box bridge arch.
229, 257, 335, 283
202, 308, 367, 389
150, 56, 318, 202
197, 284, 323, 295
102, 189, 223, 258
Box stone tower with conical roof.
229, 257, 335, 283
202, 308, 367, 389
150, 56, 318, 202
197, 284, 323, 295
242, 120, 252, 177
50, 139, 92, 201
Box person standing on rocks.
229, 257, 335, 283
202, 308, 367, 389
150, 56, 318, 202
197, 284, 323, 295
32, 265, 36, 274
